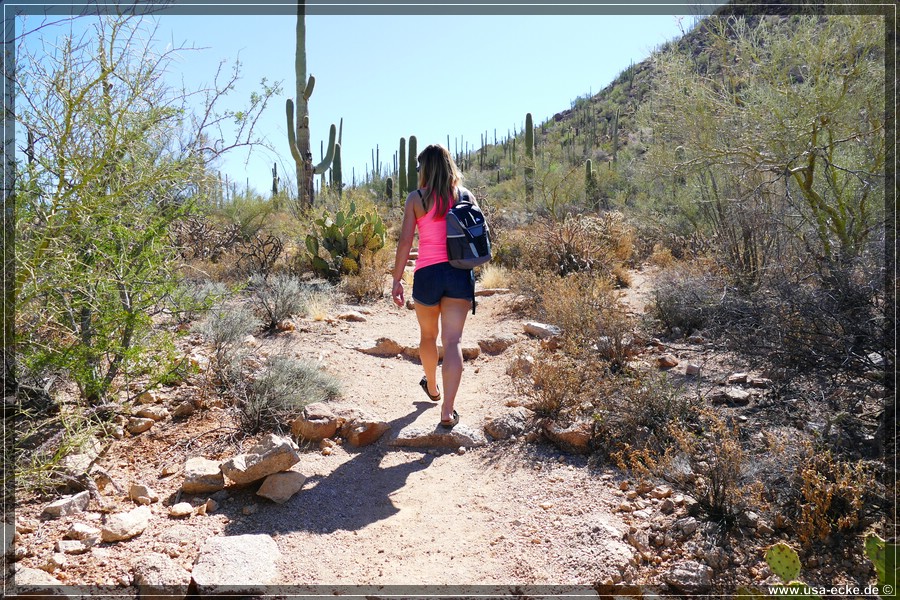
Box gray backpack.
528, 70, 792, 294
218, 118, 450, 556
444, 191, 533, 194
446, 189, 491, 270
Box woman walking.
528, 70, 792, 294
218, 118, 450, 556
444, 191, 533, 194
391, 144, 476, 429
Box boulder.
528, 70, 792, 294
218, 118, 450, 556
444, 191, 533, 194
356, 337, 405, 357
128, 483, 159, 504
685, 363, 701, 376
484, 407, 531, 440
220, 434, 300, 486
12, 564, 67, 597
168, 502, 193, 518
478, 333, 519, 355
132, 552, 192, 600
191, 534, 281, 596
101, 505, 151, 542
42, 491, 90, 518
711, 387, 752, 406
390, 423, 487, 450
344, 420, 391, 447
656, 354, 679, 369
524, 322, 561, 340
171, 400, 196, 419
664, 560, 713, 594
290, 402, 340, 441
64, 522, 101, 541
543, 421, 593, 454
55, 539, 93, 554
182, 457, 225, 494
256, 471, 307, 504
135, 405, 169, 421
127, 417, 154, 434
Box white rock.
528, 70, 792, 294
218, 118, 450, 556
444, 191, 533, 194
220, 434, 300, 486
132, 552, 192, 600
182, 457, 225, 494
101, 505, 151, 542
168, 502, 193, 518
127, 417, 154, 434
128, 483, 160, 504
256, 471, 307, 504
42, 491, 90, 518
524, 321, 561, 339
191, 534, 281, 596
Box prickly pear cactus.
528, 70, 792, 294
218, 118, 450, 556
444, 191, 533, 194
766, 543, 802, 583
866, 533, 898, 600
305, 202, 386, 279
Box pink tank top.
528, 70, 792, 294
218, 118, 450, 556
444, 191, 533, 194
415, 193, 449, 271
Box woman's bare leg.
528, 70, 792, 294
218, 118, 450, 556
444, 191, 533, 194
414, 302, 441, 397
438, 297, 471, 421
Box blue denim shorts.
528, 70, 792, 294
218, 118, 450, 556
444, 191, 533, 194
412, 262, 474, 307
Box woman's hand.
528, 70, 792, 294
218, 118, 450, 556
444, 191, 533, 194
391, 279, 405, 307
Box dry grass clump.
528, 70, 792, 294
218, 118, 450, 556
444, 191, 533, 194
478, 264, 512, 289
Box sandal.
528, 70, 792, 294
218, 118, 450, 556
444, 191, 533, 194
439, 410, 460, 429
419, 376, 441, 402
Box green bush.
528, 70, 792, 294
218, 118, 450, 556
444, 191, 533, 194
247, 273, 306, 330
195, 303, 258, 376
236, 356, 340, 434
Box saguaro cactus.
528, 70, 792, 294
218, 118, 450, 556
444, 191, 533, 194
524, 112, 534, 204
407, 135, 418, 193
332, 143, 343, 197
385, 176, 393, 202
286, 0, 337, 206
611, 108, 620, 165
398, 137, 407, 195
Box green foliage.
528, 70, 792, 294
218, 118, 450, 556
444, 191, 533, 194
398, 137, 407, 195
195, 302, 258, 377
407, 136, 418, 193
765, 543, 802, 583
865, 533, 899, 600
168, 280, 230, 324
305, 201, 386, 279
247, 273, 306, 330
236, 356, 340, 435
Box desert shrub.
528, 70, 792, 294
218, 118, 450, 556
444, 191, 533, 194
716, 258, 885, 380
247, 273, 307, 330
538, 272, 635, 370
650, 262, 725, 335
792, 442, 876, 546
235, 356, 340, 434
664, 408, 760, 524
509, 352, 591, 420
167, 280, 230, 324
598, 369, 694, 460
341, 248, 390, 302
236, 234, 284, 277
195, 303, 258, 376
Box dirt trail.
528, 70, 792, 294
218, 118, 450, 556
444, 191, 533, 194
13, 275, 654, 588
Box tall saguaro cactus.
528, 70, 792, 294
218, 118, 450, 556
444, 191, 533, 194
286, 0, 337, 207
407, 135, 418, 193
524, 112, 534, 204
398, 137, 407, 195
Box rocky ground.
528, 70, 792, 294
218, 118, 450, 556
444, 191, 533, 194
5, 266, 882, 597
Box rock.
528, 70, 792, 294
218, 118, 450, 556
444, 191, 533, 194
711, 387, 752, 406
337, 311, 367, 322
660, 498, 676, 514
11, 564, 65, 594
135, 405, 169, 421
390, 423, 488, 450
726, 372, 749, 384
256, 471, 307, 504
136, 391, 157, 404
675, 517, 700, 537
475, 288, 510, 297
60, 436, 102, 474
132, 552, 192, 600
191, 534, 281, 596
42, 552, 67, 573
242, 504, 258, 516
524, 322, 561, 340
276, 319, 295, 331
101, 505, 151, 542
127, 417, 154, 434
220, 434, 301, 486
685, 363, 701, 376
290, 402, 340, 441
506, 354, 534, 375
748, 376, 773, 389
484, 407, 531, 440
345, 420, 391, 447
636, 481, 653, 495
543, 421, 593, 454
65, 522, 101, 541
171, 401, 195, 419
478, 333, 519, 355
42, 491, 90, 518
402, 344, 480, 361
55, 539, 93, 554
650, 486, 673, 499
129, 483, 160, 504
204, 498, 218, 514
687, 335, 706, 344
16, 518, 38, 534
664, 560, 713, 594
656, 354, 679, 369
182, 457, 225, 494
356, 337, 406, 357
168, 502, 193, 518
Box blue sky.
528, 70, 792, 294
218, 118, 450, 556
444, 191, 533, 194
15, 3, 709, 196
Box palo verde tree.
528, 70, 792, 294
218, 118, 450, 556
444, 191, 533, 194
14, 13, 278, 404
639, 14, 885, 285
